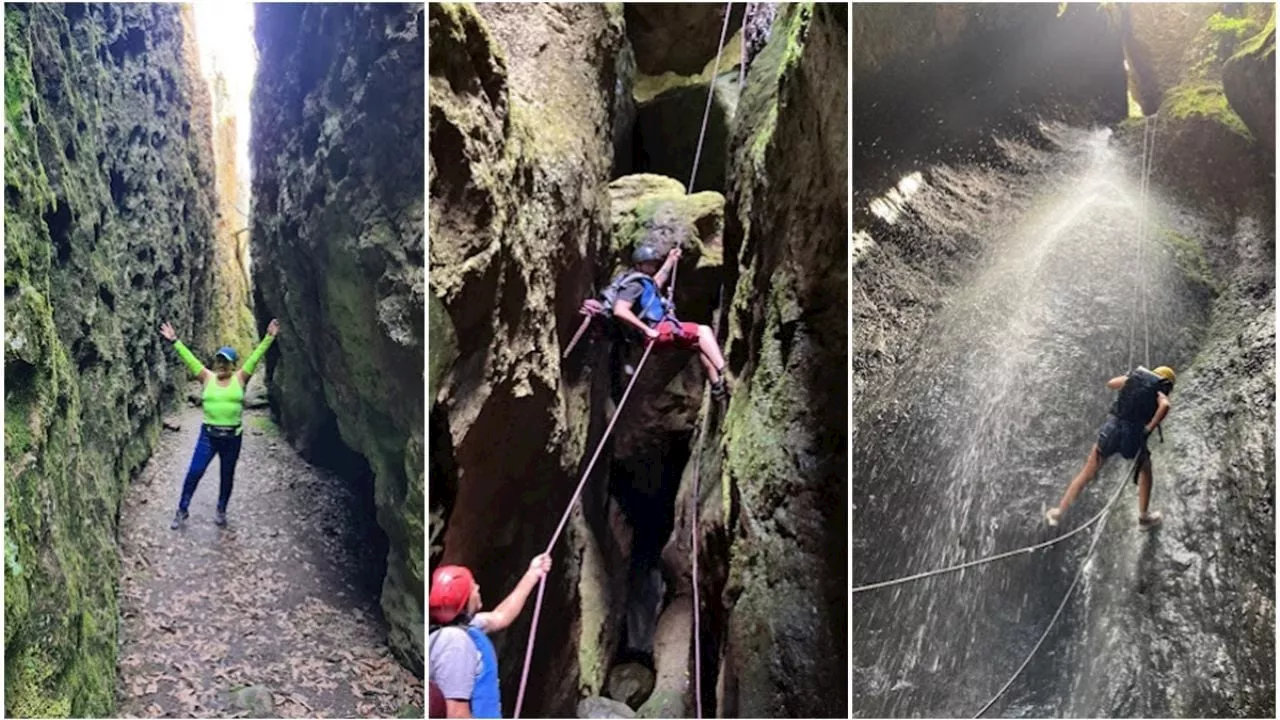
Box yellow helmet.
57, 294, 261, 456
1153, 366, 1176, 384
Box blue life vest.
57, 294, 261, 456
600, 271, 669, 326
464, 624, 502, 718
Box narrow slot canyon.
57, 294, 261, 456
430, 2, 847, 718
4, 3, 424, 717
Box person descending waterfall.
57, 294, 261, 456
1045, 365, 1176, 529
160, 319, 279, 529
428, 555, 552, 718
582, 243, 730, 400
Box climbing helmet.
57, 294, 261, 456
632, 244, 663, 266
1152, 366, 1176, 385
429, 565, 475, 623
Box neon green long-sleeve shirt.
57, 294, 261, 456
202, 376, 245, 428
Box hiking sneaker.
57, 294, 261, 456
1138, 511, 1162, 530
1044, 507, 1062, 527
170, 509, 188, 530
214, 510, 228, 527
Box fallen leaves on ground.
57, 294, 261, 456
117, 408, 423, 718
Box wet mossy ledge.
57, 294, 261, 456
5, 4, 218, 715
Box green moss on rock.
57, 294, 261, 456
5, 4, 218, 716
1163, 82, 1252, 139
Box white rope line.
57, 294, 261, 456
972, 466, 1125, 717
850, 479, 1121, 594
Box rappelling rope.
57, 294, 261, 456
514, 5, 735, 716
971, 464, 1127, 718
685, 5, 734, 717
850, 478, 1123, 594
1140, 114, 1159, 368
857, 117, 1164, 715
973, 117, 1163, 716
513, 341, 656, 719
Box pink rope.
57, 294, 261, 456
513, 341, 656, 718
515, 3, 736, 714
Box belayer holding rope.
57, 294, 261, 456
579, 243, 730, 401
1045, 365, 1176, 529
428, 555, 552, 718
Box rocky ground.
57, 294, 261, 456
116, 406, 422, 718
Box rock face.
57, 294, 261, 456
624, 4, 744, 76
431, 3, 846, 717
250, 3, 425, 673
428, 3, 629, 714
4, 4, 217, 715
850, 4, 1273, 717
712, 4, 848, 716
1223, 11, 1276, 155
1121, 5, 1274, 211
208, 72, 256, 355
853, 3, 1127, 192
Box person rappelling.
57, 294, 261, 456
1045, 365, 1176, 529
575, 242, 730, 401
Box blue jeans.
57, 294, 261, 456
178, 426, 243, 513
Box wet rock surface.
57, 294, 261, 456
850, 6, 1274, 714
4, 4, 219, 714
250, 2, 425, 673
117, 408, 423, 718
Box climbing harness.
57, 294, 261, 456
854, 113, 1167, 717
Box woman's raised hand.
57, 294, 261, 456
159, 322, 177, 342
266, 318, 280, 337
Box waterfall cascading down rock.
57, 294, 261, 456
249, 2, 426, 674
4, 4, 219, 715
852, 4, 1274, 717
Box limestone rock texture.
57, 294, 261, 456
249, 2, 425, 673
4, 3, 218, 715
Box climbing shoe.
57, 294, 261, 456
1044, 507, 1062, 527
711, 377, 729, 401
214, 510, 228, 527
170, 509, 189, 530
1138, 511, 1162, 530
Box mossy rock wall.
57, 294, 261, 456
249, 2, 426, 674
4, 3, 217, 715
714, 3, 849, 716
1123, 6, 1272, 212
1223, 9, 1276, 155
428, 3, 630, 714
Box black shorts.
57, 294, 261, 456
1097, 415, 1147, 460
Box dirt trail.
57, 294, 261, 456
116, 406, 422, 718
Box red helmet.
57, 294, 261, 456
429, 565, 475, 623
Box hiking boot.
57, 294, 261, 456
170, 509, 188, 530
711, 378, 729, 402
214, 510, 228, 527
1138, 511, 1162, 530
1044, 507, 1062, 527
